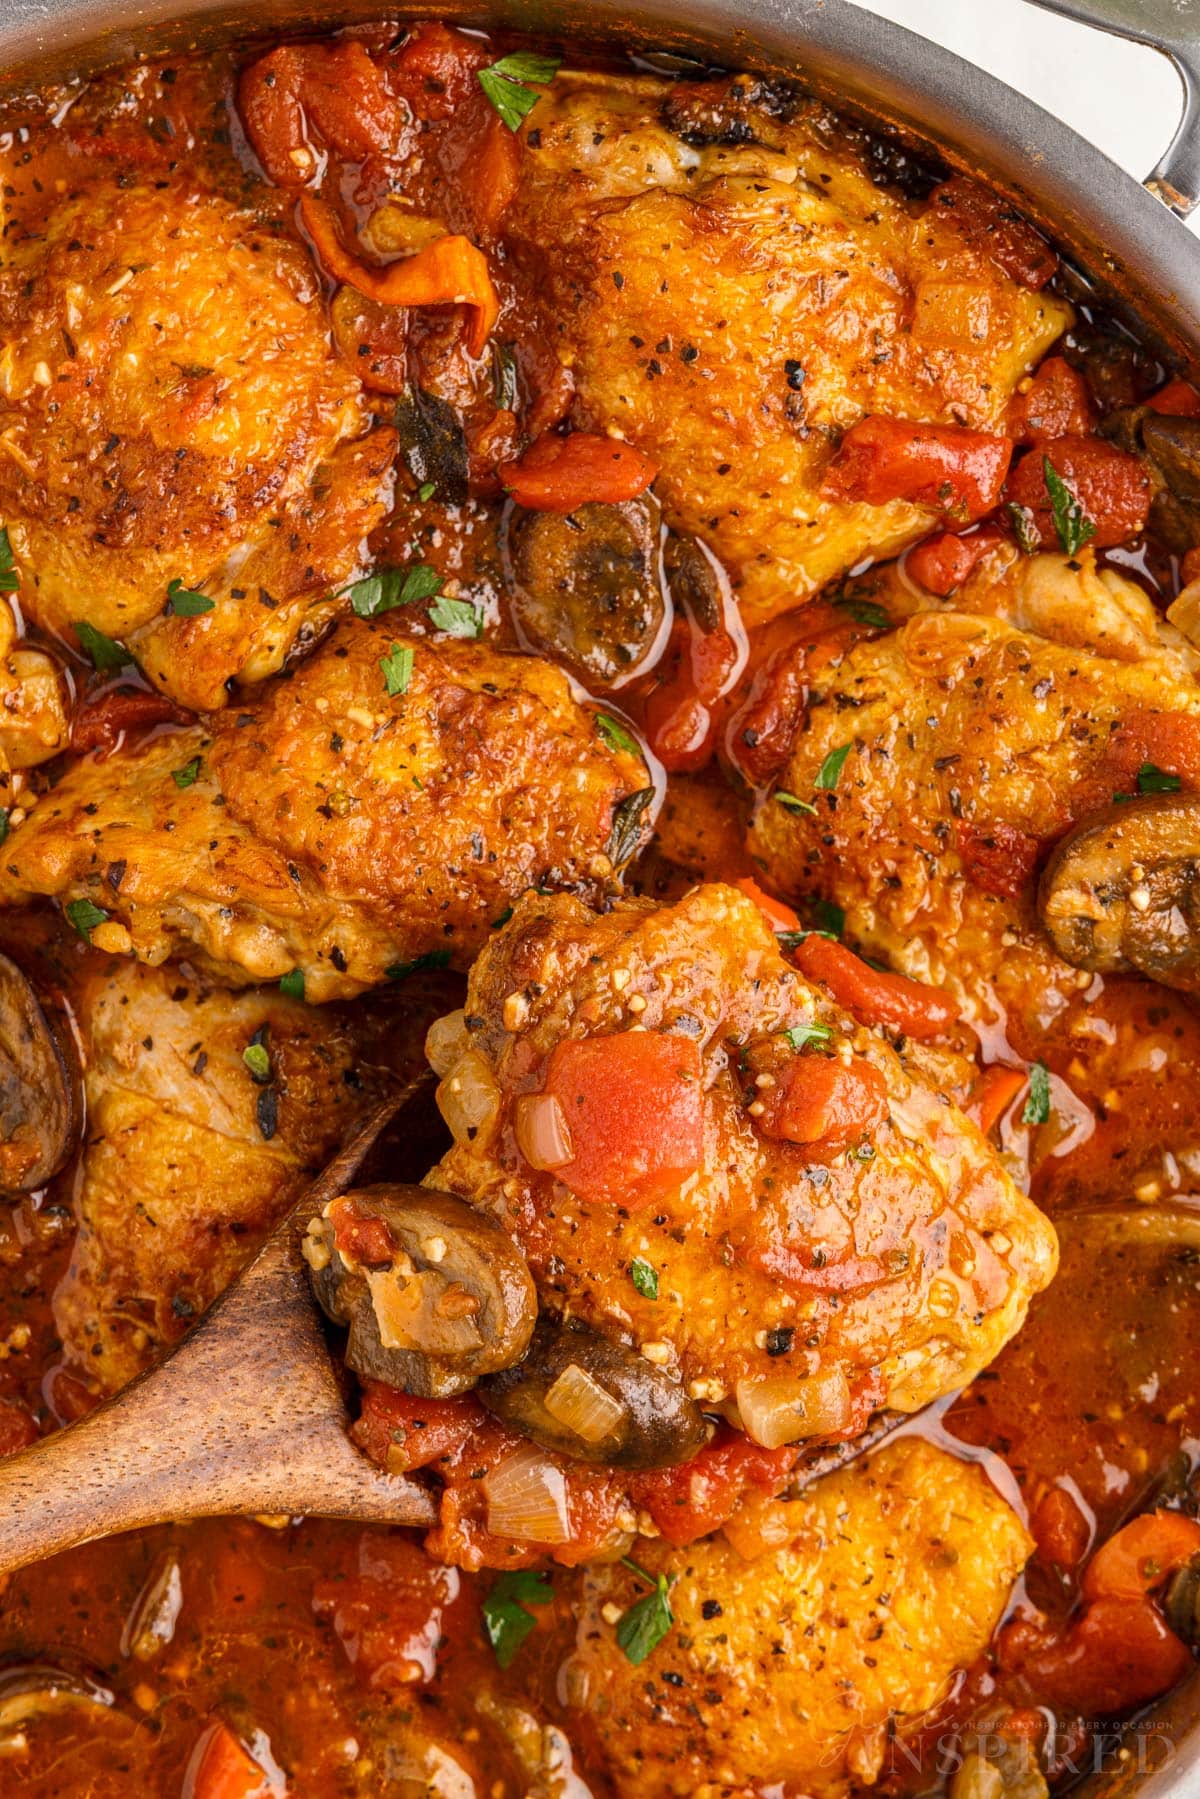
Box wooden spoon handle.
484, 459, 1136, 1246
0, 1096, 435, 1575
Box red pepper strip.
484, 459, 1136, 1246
966, 1064, 1026, 1136
499, 431, 659, 511
793, 934, 959, 1041
820, 416, 1014, 522
299, 191, 498, 359
755, 1055, 888, 1151
735, 876, 802, 936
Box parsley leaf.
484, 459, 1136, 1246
279, 969, 305, 1001
1022, 1060, 1051, 1127
814, 743, 852, 791
386, 949, 452, 982
0, 526, 19, 594
1043, 457, 1096, 558
380, 642, 415, 697
75, 621, 131, 671
478, 51, 561, 132
0, 811, 8, 848
172, 755, 202, 789
65, 897, 109, 942
784, 1021, 833, 1052
630, 1257, 659, 1300
482, 1569, 554, 1670
417, 481, 437, 503
428, 594, 483, 639
1137, 761, 1182, 795
616, 1559, 675, 1665
492, 342, 520, 412
605, 787, 655, 869
833, 594, 890, 630
347, 563, 442, 619
243, 1040, 271, 1083
775, 790, 817, 817
778, 898, 846, 947
166, 577, 214, 617
1006, 502, 1041, 556
595, 712, 640, 756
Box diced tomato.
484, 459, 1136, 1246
755, 1054, 888, 1151
312, 1532, 459, 1689
1072, 707, 1200, 818
71, 685, 193, 756
327, 1196, 394, 1267
906, 525, 1004, 596
353, 1383, 482, 1474
966, 1064, 1027, 1137
643, 580, 746, 774
630, 1427, 799, 1546
1031, 1484, 1093, 1572
1007, 357, 1094, 443
1147, 376, 1200, 418
792, 934, 959, 1040
1000, 1596, 1192, 1718
388, 21, 490, 115
1082, 1511, 1200, 1603
541, 1031, 704, 1208
735, 877, 801, 936
499, 432, 659, 511
1005, 436, 1151, 550
186, 1722, 272, 1799
956, 820, 1042, 899
821, 416, 1014, 522
239, 41, 399, 188
0, 1399, 37, 1457
928, 177, 1058, 290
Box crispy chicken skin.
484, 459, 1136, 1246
567, 1436, 1032, 1799
748, 546, 1200, 1041
0, 176, 394, 710
505, 73, 1070, 621
0, 621, 649, 999
428, 883, 1057, 1417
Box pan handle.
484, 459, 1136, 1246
1022, 0, 1200, 216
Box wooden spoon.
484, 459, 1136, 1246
0, 1089, 436, 1577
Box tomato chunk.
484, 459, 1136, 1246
71, 685, 193, 756
631, 1427, 799, 1545
906, 525, 1003, 596
1082, 1511, 1200, 1603
755, 1054, 887, 1150
499, 432, 659, 511
966, 1064, 1026, 1137
239, 41, 398, 188
1000, 1596, 1192, 1719
735, 876, 802, 936
956, 820, 1042, 899
1005, 436, 1151, 549
821, 416, 1013, 522
188, 1722, 273, 1799
541, 1031, 704, 1208
1147, 376, 1200, 418
793, 935, 958, 1040
353, 1382, 482, 1473
1007, 356, 1094, 443
928, 177, 1058, 290
328, 1195, 395, 1267
1031, 1484, 1092, 1572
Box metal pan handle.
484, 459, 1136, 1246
1022, 0, 1200, 215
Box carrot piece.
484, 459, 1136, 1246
793, 935, 959, 1041
906, 525, 1004, 596
189, 1722, 272, 1799
1082, 1511, 1200, 1604
299, 191, 498, 359
820, 416, 1014, 521
735, 877, 802, 936
967, 1064, 1027, 1136
541, 1031, 704, 1208
1006, 356, 1094, 443
1005, 435, 1151, 549
499, 432, 659, 511
755, 1054, 888, 1150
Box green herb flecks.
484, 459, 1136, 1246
75, 621, 132, 671
1006, 502, 1041, 556
279, 969, 305, 1001
386, 949, 453, 982
1043, 457, 1096, 558
630, 1257, 659, 1300
478, 51, 561, 132
429, 594, 483, 639
0, 527, 19, 594
172, 756, 202, 789
616, 1558, 676, 1665
380, 642, 415, 697
66, 897, 109, 942
784, 1021, 833, 1053
243, 1037, 271, 1083
833, 593, 890, 631
482, 1569, 554, 1670
347, 563, 442, 619
605, 787, 655, 869
595, 712, 640, 757
1022, 1060, 1051, 1127
1137, 761, 1182, 795
814, 743, 852, 791
166, 577, 214, 617
491, 343, 519, 412
775, 790, 817, 817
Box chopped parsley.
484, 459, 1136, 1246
777, 898, 846, 948
171, 755, 202, 789
166, 577, 214, 617
243, 1039, 271, 1083
417, 481, 437, 503
1022, 1060, 1051, 1127
386, 949, 452, 982
630, 1257, 659, 1300
1137, 761, 1182, 795
482, 1569, 554, 1669
75, 621, 131, 671
605, 786, 655, 869
1006, 502, 1041, 556
595, 712, 640, 756
0, 810, 8, 848
616, 1558, 676, 1665
0, 527, 18, 594
833, 593, 890, 631
814, 743, 852, 791
478, 50, 561, 132
491, 342, 520, 412
1043, 457, 1096, 558
279, 969, 305, 1001
65, 897, 109, 941
775, 790, 817, 817
784, 1021, 833, 1052
347, 563, 442, 619
428, 594, 483, 639
380, 641, 415, 697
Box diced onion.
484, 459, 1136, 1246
436, 1051, 500, 1146
425, 1008, 470, 1077
543, 1362, 627, 1445
366, 1266, 483, 1356
735, 1367, 852, 1449
1167, 579, 1200, 650
515, 1093, 574, 1172
483, 1445, 571, 1543
949, 1754, 1005, 1799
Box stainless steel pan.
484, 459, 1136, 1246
1, 0, 1199, 1790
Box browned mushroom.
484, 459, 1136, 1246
304, 1183, 537, 1398
502, 496, 670, 688
1038, 793, 1200, 992
479, 1316, 709, 1469
0, 952, 80, 1192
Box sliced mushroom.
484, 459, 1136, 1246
1105, 405, 1200, 552
0, 1663, 113, 1737
503, 496, 670, 688
0, 952, 80, 1192
479, 1316, 708, 1469
304, 1182, 537, 1398
1038, 794, 1200, 993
